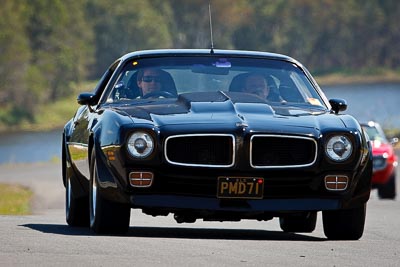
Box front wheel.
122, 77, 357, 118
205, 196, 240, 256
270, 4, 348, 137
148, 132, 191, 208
65, 175, 89, 226
322, 204, 366, 240
64, 141, 89, 227
89, 149, 130, 234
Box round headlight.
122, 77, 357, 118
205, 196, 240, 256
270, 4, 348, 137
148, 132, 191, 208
127, 132, 154, 159
325, 135, 353, 162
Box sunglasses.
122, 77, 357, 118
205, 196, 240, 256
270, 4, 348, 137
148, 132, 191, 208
142, 76, 161, 83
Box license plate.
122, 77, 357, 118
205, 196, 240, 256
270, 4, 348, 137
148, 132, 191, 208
217, 177, 264, 199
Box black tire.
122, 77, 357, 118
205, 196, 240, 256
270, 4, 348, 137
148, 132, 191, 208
63, 141, 89, 227
279, 212, 317, 233
378, 174, 396, 199
322, 204, 366, 240
89, 149, 130, 234
65, 175, 89, 226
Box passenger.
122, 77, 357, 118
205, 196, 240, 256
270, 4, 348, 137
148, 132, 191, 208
243, 73, 270, 99
136, 68, 163, 97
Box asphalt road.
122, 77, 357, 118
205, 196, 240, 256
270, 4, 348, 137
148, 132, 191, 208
0, 162, 399, 266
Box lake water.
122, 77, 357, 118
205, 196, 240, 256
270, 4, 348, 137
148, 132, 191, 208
0, 129, 62, 164
323, 83, 400, 130
0, 83, 399, 164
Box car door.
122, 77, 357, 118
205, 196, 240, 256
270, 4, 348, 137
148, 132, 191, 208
68, 65, 118, 179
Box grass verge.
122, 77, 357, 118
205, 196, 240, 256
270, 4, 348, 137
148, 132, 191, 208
0, 183, 33, 215
315, 69, 400, 86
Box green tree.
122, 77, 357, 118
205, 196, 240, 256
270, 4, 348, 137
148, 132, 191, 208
0, 0, 34, 124
167, 0, 248, 49
1, 0, 400, 129
232, 0, 400, 73
86, 0, 173, 77
357, 0, 400, 69
27, 0, 92, 101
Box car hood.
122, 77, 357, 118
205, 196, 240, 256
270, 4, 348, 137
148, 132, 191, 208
112, 92, 345, 134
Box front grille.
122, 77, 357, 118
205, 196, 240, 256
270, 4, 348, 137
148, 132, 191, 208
165, 134, 235, 167
250, 135, 317, 168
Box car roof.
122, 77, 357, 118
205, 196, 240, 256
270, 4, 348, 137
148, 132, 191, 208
119, 49, 299, 65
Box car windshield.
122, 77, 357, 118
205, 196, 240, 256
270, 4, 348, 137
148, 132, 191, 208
106, 56, 326, 109
362, 124, 388, 142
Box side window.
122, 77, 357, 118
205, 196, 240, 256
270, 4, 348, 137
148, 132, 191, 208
110, 70, 141, 101
95, 60, 120, 104
94, 70, 112, 94
90, 71, 111, 105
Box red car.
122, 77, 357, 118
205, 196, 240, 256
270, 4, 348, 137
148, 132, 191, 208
361, 121, 398, 199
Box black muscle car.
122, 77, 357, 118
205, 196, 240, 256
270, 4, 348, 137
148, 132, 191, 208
62, 49, 372, 239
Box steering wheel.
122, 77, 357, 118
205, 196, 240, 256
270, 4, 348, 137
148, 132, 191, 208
142, 91, 176, 99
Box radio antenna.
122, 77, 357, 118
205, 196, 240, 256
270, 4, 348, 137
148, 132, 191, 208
208, 2, 214, 54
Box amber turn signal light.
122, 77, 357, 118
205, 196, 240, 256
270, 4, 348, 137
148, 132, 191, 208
129, 171, 154, 187
325, 175, 348, 191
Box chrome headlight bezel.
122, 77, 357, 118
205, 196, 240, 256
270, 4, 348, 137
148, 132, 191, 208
127, 131, 155, 159
325, 135, 353, 162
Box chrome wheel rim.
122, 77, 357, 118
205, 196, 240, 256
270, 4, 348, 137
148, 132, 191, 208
92, 178, 97, 218
66, 177, 71, 218
90, 161, 97, 224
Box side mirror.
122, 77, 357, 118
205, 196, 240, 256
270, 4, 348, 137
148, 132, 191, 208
390, 137, 398, 145
77, 92, 96, 106
329, 98, 347, 114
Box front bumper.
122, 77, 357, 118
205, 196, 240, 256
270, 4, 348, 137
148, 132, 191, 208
131, 194, 343, 212
96, 142, 373, 213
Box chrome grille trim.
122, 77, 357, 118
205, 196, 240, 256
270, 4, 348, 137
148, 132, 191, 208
164, 134, 235, 168
250, 134, 318, 169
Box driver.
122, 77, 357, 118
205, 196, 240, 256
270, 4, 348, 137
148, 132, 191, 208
136, 68, 164, 98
